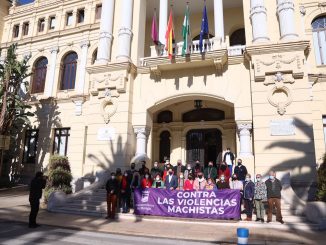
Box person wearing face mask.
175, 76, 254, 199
216, 174, 230, 189
141, 173, 153, 189
230, 174, 243, 220
234, 159, 248, 182
164, 169, 178, 190
193, 172, 207, 191
204, 161, 217, 183
194, 160, 203, 178
184, 174, 194, 190
163, 160, 173, 181
139, 161, 149, 178
265, 171, 284, 224
205, 178, 217, 190
173, 160, 186, 179
177, 173, 185, 190
150, 161, 163, 179
223, 148, 235, 175
184, 163, 194, 180
218, 161, 231, 182
254, 174, 267, 223
243, 174, 255, 221
105, 172, 120, 219
152, 174, 165, 189
120, 171, 131, 213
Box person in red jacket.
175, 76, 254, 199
218, 162, 231, 182
141, 174, 153, 189
184, 174, 194, 191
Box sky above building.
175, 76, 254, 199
18, 0, 34, 5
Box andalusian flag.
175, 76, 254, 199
165, 9, 175, 60
182, 4, 191, 56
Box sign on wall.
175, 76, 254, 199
270, 119, 295, 136
97, 127, 116, 141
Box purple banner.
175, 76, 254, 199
134, 188, 241, 219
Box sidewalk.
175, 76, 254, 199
0, 192, 325, 245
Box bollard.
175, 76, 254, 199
237, 228, 249, 245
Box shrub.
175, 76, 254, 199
44, 155, 73, 203
316, 154, 326, 202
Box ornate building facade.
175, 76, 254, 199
0, 0, 325, 200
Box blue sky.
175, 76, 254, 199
18, 0, 34, 5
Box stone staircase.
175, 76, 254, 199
50, 187, 321, 230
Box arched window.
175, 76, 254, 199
312, 16, 326, 65
91, 49, 97, 65
60, 52, 78, 90
230, 28, 246, 46
157, 110, 173, 123
31, 57, 48, 94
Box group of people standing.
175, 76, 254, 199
105, 148, 284, 224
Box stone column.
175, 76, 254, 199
159, 0, 168, 45
214, 0, 225, 42
96, 0, 115, 64
116, 0, 134, 61
237, 122, 253, 157
134, 127, 150, 156
76, 41, 89, 94
250, 0, 269, 43
277, 0, 298, 40
45, 47, 58, 97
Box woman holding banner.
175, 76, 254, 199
205, 178, 217, 190
193, 172, 207, 191
152, 174, 165, 189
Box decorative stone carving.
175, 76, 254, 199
101, 88, 118, 124
90, 71, 128, 95
265, 72, 293, 115
73, 100, 85, 116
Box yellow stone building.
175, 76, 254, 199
0, 0, 325, 200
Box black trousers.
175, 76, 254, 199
29, 199, 40, 226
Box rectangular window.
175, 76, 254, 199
22, 22, 29, 36
95, 4, 102, 20
66, 12, 73, 26
53, 128, 70, 156
323, 116, 326, 148
77, 9, 85, 23
23, 129, 39, 164
13, 24, 19, 38
49, 16, 56, 30
38, 18, 45, 32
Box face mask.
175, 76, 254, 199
238, 162, 242, 165
131, 166, 135, 170
187, 166, 191, 170
169, 172, 173, 175
124, 173, 128, 177
180, 175, 184, 179
221, 165, 226, 171
156, 177, 160, 181
178, 162, 181, 166
208, 181, 212, 184
232, 177, 237, 181
256, 177, 261, 182
154, 164, 158, 168
145, 175, 149, 179
269, 175, 275, 180
111, 176, 115, 179
246, 177, 250, 182
198, 175, 203, 179
221, 176, 225, 181
209, 164, 213, 167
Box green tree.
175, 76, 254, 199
0, 44, 33, 177
316, 154, 326, 202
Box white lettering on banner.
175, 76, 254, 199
168, 206, 225, 214
157, 197, 174, 205
177, 191, 217, 199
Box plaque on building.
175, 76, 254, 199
270, 119, 295, 136
97, 127, 116, 141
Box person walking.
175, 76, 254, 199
265, 171, 284, 224
243, 174, 255, 221
234, 159, 248, 182
120, 171, 131, 213
29, 172, 46, 228
204, 161, 218, 182
223, 148, 235, 175
254, 174, 267, 223
105, 172, 119, 219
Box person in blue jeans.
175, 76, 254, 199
243, 174, 255, 221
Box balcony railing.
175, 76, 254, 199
227, 45, 246, 56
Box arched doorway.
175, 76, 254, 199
186, 129, 222, 166
159, 131, 171, 162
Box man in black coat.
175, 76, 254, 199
29, 171, 46, 228
106, 172, 120, 219
173, 160, 186, 178
234, 159, 248, 182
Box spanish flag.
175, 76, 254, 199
165, 9, 175, 60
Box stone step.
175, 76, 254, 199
53, 207, 105, 217
67, 199, 106, 206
